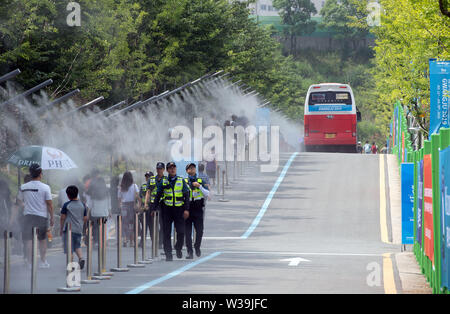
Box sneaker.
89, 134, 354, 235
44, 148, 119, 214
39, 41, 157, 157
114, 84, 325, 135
39, 260, 50, 269
79, 259, 85, 270
195, 247, 201, 257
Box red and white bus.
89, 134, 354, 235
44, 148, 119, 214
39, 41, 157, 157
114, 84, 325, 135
303, 83, 361, 153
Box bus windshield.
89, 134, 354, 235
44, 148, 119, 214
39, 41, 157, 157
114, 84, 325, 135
309, 92, 352, 106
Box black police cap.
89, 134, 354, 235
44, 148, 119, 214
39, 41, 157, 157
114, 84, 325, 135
185, 163, 196, 171
166, 162, 176, 170
156, 162, 165, 169
145, 171, 153, 177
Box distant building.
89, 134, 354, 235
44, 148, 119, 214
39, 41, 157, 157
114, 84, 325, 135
248, 0, 325, 17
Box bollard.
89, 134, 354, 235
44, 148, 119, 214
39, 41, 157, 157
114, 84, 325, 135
224, 161, 231, 189
151, 211, 160, 260
155, 211, 160, 258
81, 221, 101, 283
31, 227, 37, 294
3, 231, 11, 294
218, 170, 229, 202
57, 223, 81, 292
100, 218, 114, 276
92, 219, 111, 280
110, 215, 129, 272
127, 212, 145, 268
216, 166, 224, 197
139, 212, 152, 264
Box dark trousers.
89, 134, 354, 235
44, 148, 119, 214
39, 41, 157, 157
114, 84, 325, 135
185, 206, 204, 253
161, 204, 185, 257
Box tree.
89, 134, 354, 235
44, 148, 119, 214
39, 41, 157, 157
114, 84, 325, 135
272, 0, 317, 56
440, 0, 450, 17
320, 0, 369, 55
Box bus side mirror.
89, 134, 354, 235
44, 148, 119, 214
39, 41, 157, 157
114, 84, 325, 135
357, 111, 362, 122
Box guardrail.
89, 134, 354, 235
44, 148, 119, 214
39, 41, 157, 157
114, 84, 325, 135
389, 102, 450, 294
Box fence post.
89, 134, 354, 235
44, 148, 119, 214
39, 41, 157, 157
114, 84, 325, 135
439, 128, 450, 293
110, 215, 129, 272
127, 212, 145, 268
31, 227, 37, 294
57, 223, 81, 292
81, 220, 101, 283
139, 212, 152, 264
431, 134, 441, 293
218, 170, 229, 202
92, 219, 111, 280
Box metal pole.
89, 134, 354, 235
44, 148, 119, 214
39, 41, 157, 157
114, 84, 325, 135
155, 211, 160, 258
81, 220, 100, 283
1, 79, 53, 107
92, 218, 111, 280
139, 212, 152, 264
3, 231, 10, 294
31, 227, 37, 294
151, 212, 157, 259
101, 218, 114, 276
57, 223, 81, 292
127, 212, 145, 268
111, 215, 129, 272
233, 159, 236, 182
218, 170, 229, 202
216, 166, 223, 196
0, 69, 20, 84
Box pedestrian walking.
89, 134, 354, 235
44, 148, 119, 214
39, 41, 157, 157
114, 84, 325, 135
356, 141, 363, 154
197, 163, 211, 190
363, 141, 371, 154
138, 171, 152, 247
118, 171, 139, 247
371, 142, 378, 154
150, 162, 190, 261
184, 163, 209, 259
16, 163, 54, 269
60, 185, 87, 270
145, 163, 166, 251
86, 169, 109, 245
205, 148, 217, 186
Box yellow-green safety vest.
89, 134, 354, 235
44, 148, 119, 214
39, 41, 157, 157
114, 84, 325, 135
184, 178, 204, 201
163, 176, 184, 207
149, 176, 167, 204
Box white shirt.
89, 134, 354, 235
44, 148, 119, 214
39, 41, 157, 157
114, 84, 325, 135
117, 184, 139, 203
18, 180, 52, 218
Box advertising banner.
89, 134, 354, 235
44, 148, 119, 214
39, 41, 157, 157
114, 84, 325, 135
417, 159, 424, 248
401, 163, 415, 244
429, 59, 450, 138
439, 147, 450, 288
423, 154, 434, 263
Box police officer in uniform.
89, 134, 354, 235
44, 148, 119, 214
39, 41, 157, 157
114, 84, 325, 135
184, 163, 209, 259
145, 163, 165, 250
150, 162, 190, 261
138, 171, 152, 247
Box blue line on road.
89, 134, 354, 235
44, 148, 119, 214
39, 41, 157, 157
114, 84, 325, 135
240, 152, 299, 239
125, 251, 222, 294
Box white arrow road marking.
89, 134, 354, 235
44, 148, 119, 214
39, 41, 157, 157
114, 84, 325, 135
280, 257, 311, 266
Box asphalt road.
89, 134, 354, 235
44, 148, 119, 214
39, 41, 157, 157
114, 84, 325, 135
1, 152, 401, 294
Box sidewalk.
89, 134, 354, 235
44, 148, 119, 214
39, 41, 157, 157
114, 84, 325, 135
385, 154, 432, 294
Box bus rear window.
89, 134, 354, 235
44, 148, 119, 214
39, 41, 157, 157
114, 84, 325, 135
309, 92, 352, 105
